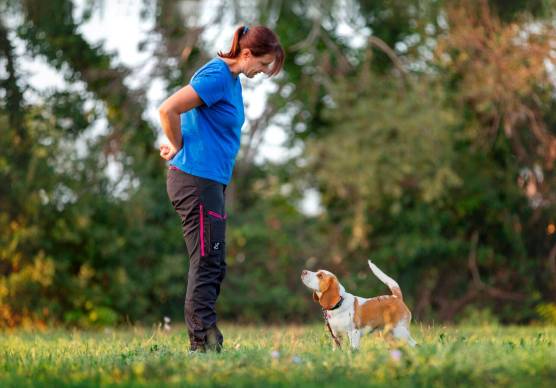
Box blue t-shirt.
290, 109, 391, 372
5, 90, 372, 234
170, 58, 245, 184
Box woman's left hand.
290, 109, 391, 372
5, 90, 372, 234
160, 143, 178, 160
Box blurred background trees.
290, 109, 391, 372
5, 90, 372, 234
1, 0, 555, 327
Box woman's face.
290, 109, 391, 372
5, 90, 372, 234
241, 50, 276, 78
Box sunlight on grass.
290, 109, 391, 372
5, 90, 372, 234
1, 324, 555, 387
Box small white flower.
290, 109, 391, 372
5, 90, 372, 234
389, 349, 402, 363
271, 350, 280, 359
291, 355, 302, 364
163, 316, 171, 331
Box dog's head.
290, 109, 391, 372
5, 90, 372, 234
301, 269, 345, 310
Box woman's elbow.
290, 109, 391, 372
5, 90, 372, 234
158, 104, 170, 118
159, 100, 179, 118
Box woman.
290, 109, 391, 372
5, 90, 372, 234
159, 25, 284, 353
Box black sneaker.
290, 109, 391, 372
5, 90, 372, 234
189, 343, 206, 354
206, 326, 223, 353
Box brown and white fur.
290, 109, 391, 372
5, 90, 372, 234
301, 260, 416, 349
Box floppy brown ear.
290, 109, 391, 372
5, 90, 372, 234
319, 277, 341, 310
312, 292, 320, 303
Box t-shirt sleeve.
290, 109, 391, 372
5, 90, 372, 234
189, 63, 226, 107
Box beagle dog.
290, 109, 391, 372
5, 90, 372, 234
301, 260, 416, 349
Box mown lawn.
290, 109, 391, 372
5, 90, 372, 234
1, 324, 555, 387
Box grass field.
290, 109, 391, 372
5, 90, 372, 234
1, 323, 555, 387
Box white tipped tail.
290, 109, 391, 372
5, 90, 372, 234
368, 260, 403, 299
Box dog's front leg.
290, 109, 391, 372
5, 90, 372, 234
347, 330, 361, 350
331, 330, 343, 351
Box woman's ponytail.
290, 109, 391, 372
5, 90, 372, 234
218, 25, 249, 58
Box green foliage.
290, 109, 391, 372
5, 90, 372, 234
304, 70, 550, 321
309, 75, 459, 214
537, 304, 556, 325
0, 72, 183, 328
458, 307, 500, 326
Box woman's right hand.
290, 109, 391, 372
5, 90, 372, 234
159, 142, 178, 161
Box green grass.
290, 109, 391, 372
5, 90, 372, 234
1, 324, 555, 387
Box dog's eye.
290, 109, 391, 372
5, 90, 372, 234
317, 273, 323, 279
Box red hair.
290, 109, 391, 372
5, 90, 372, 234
218, 25, 285, 76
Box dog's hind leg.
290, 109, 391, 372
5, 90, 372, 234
393, 324, 416, 347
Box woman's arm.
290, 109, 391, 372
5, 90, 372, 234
158, 85, 204, 159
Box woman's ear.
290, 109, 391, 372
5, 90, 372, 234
241, 48, 252, 59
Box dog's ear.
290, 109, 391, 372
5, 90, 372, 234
319, 276, 341, 310
312, 292, 320, 303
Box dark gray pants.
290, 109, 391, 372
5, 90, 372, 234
166, 167, 226, 350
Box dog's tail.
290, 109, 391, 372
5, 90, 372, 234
368, 260, 403, 299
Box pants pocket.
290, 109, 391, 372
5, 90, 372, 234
200, 205, 226, 257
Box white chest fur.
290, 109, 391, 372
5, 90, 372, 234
326, 294, 356, 334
